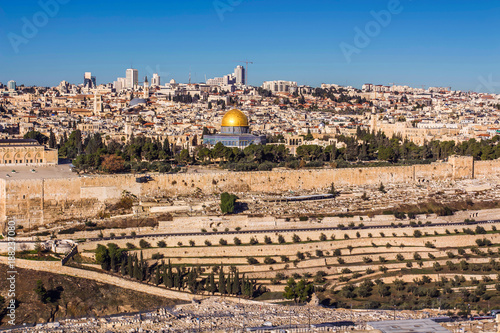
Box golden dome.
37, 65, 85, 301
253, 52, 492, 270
221, 109, 249, 127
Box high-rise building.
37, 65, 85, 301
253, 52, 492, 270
7, 80, 16, 91
234, 65, 246, 85
126, 69, 139, 89
151, 73, 160, 87
114, 77, 126, 92
84, 72, 96, 88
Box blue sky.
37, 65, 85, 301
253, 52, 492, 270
0, 0, 499, 92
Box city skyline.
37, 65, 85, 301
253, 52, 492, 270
0, 0, 499, 92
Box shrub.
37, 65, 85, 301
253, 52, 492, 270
201, 228, 207, 233
204, 240, 212, 246
280, 255, 289, 262
394, 212, 406, 220
233, 237, 241, 245
264, 257, 276, 265
413, 230, 422, 238
292, 234, 301, 243
366, 268, 375, 274
264, 235, 272, 244
177, 242, 183, 246
337, 258, 345, 264
299, 216, 309, 221
277, 235, 285, 244
475, 226, 487, 234
296, 251, 305, 260
152, 253, 164, 260
363, 257, 373, 263
396, 254, 404, 261
219, 238, 228, 246
189, 240, 195, 247
379, 256, 387, 263
139, 239, 151, 248
249, 237, 259, 245
126, 242, 135, 249
315, 250, 324, 257
425, 241, 436, 248
247, 257, 259, 265
319, 233, 327, 241
157, 240, 166, 248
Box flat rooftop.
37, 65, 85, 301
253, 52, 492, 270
0, 164, 77, 180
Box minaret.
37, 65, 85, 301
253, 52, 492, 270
370, 107, 377, 133
143, 76, 149, 99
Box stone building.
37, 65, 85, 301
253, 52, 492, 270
0, 139, 58, 166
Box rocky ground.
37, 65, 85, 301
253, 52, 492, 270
0, 264, 183, 327
4, 297, 446, 332
156, 177, 500, 218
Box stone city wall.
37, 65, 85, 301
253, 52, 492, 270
2, 156, 496, 227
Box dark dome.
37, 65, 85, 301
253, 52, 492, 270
129, 98, 147, 107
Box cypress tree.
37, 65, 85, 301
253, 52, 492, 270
128, 254, 133, 278
133, 255, 140, 280
120, 257, 127, 276
49, 130, 57, 148
226, 272, 232, 295
232, 269, 240, 295
166, 260, 174, 288
154, 265, 160, 286
208, 273, 217, 295
218, 265, 226, 295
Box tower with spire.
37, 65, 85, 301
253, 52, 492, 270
143, 76, 149, 99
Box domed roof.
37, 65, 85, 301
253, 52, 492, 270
170, 79, 176, 84
221, 109, 249, 127
129, 98, 147, 106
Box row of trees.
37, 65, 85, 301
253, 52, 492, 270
337, 128, 500, 163
26, 124, 500, 175
95, 244, 264, 297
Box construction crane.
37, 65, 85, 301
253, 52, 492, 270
235, 60, 253, 85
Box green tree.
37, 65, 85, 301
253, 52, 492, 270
220, 192, 238, 214
34, 280, 50, 303
24, 131, 49, 145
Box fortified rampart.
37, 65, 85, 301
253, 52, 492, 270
1, 155, 498, 228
